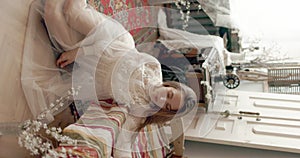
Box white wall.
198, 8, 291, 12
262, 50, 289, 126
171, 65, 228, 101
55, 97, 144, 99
231, 0, 300, 60
184, 141, 300, 158
235, 80, 265, 92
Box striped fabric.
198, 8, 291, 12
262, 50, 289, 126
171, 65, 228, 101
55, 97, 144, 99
132, 125, 171, 158
62, 101, 170, 157
63, 103, 126, 157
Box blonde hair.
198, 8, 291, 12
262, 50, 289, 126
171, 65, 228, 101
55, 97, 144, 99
137, 81, 197, 131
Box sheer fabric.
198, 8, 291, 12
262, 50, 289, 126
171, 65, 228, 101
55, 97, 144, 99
22, 0, 73, 121
198, 0, 236, 28
22, 0, 162, 122
157, 8, 226, 73
156, 8, 228, 137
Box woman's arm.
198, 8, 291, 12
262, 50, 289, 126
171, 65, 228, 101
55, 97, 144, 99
56, 40, 105, 68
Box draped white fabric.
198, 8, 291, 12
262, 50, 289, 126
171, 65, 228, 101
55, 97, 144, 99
22, 0, 72, 121
22, 0, 164, 121
157, 8, 227, 137
198, 0, 236, 28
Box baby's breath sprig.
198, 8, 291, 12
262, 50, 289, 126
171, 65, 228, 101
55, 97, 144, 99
18, 86, 81, 157
174, 0, 202, 30
175, 0, 195, 30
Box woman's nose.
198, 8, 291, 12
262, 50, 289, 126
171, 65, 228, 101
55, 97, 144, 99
159, 96, 167, 101
157, 94, 167, 106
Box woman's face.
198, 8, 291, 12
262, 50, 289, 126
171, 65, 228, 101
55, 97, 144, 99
149, 85, 184, 112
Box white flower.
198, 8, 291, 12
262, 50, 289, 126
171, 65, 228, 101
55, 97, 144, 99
18, 86, 80, 156
68, 149, 73, 154
61, 147, 66, 153
57, 127, 62, 133
45, 129, 51, 135
18, 137, 23, 147
44, 142, 51, 148
32, 149, 39, 155
43, 123, 48, 129
50, 103, 55, 108
51, 127, 57, 131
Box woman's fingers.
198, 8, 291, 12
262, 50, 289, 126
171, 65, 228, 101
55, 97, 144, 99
60, 60, 72, 68
56, 48, 78, 68
56, 54, 71, 68
56, 56, 65, 67
56, 55, 68, 67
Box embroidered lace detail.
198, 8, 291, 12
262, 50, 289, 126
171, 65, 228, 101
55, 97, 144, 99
111, 51, 162, 117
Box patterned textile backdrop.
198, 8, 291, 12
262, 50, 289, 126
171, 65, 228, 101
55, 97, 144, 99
87, 0, 158, 44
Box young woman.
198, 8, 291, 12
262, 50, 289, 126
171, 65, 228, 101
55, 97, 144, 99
43, 0, 197, 156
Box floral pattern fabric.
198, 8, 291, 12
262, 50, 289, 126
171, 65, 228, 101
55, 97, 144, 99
86, 0, 157, 41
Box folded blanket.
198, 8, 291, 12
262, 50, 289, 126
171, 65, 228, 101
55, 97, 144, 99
63, 102, 126, 157
62, 101, 170, 158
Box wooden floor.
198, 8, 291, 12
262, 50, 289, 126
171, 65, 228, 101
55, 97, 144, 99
0, 0, 34, 157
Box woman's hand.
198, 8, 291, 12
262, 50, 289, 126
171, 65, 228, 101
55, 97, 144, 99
56, 48, 79, 68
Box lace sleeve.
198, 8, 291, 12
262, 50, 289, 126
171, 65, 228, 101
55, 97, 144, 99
145, 62, 162, 80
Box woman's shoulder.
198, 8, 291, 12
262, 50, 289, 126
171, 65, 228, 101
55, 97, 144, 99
139, 52, 160, 65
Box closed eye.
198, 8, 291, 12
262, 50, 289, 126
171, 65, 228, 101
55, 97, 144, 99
166, 103, 172, 111
167, 90, 173, 99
